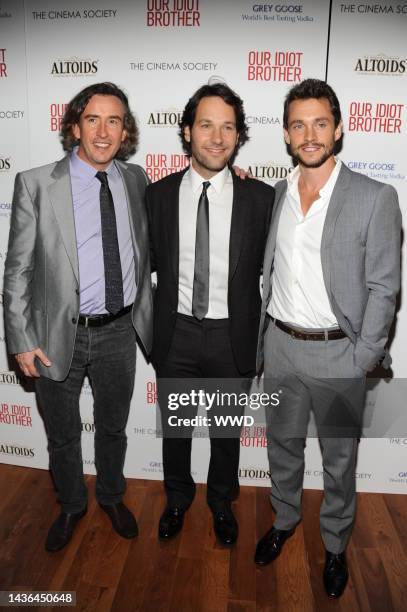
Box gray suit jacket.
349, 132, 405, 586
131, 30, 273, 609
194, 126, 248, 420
4, 156, 153, 381
257, 163, 402, 374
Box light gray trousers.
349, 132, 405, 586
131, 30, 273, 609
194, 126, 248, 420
264, 319, 366, 554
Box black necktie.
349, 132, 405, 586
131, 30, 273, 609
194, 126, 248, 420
192, 181, 210, 320
95, 171, 124, 315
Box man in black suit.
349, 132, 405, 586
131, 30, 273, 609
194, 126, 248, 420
146, 83, 274, 545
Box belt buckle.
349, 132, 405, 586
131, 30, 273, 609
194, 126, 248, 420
84, 315, 90, 328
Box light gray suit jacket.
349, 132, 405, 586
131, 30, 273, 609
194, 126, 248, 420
4, 156, 153, 381
257, 163, 402, 374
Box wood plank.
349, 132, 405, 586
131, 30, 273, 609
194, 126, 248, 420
168, 557, 202, 612
273, 525, 315, 612
112, 479, 179, 612
255, 487, 278, 612
346, 542, 371, 612
178, 483, 212, 559
0, 469, 60, 590
352, 492, 397, 550
379, 544, 407, 611
383, 493, 407, 549
355, 548, 392, 612
228, 486, 256, 603
301, 488, 327, 610
0, 464, 405, 611
199, 548, 230, 612
0, 464, 34, 513
228, 601, 257, 611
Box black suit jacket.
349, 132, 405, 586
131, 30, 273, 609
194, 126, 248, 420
146, 167, 274, 374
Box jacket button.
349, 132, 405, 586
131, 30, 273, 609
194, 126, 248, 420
75, 289, 79, 295
72, 317, 77, 324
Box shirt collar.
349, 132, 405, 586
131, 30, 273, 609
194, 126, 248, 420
287, 157, 342, 198
319, 158, 341, 198
188, 163, 230, 195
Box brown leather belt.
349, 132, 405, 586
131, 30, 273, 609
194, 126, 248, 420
78, 304, 132, 328
273, 318, 346, 341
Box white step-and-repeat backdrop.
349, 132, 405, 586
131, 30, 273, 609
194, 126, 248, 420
1, 0, 406, 493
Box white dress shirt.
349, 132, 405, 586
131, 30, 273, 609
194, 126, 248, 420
269, 160, 342, 329
178, 165, 233, 318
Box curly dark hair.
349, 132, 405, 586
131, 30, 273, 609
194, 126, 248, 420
283, 78, 342, 129
60, 82, 138, 159
179, 82, 249, 156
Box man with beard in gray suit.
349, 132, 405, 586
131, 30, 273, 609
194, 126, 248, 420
254, 79, 401, 598
4, 82, 153, 552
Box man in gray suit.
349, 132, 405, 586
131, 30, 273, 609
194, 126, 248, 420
4, 82, 152, 551
254, 79, 401, 598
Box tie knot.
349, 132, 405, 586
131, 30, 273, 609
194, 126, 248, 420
95, 171, 108, 185
202, 181, 210, 194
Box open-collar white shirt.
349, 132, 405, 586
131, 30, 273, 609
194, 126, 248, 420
269, 159, 342, 329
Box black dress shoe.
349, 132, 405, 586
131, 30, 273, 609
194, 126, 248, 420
213, 509, 238, 546
323, 551, 348, 598
254, 526, 295, 565
158, 507, 185, 540
99, 502, 138, 539
45, 508, 87, 552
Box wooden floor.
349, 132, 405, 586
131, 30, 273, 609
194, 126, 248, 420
0, 465, 406, 612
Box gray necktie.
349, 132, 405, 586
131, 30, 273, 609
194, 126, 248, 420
192, 181, 210, 320
95, 171, 124, 315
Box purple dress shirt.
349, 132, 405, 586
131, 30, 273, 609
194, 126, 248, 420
69, 149, 136, 314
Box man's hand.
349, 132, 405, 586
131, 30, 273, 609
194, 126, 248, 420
232, 165, 252, 180
368, 354, 386, 372
15, 348, 51, 378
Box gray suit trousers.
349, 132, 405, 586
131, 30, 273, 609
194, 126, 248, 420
264, 319, 366, 554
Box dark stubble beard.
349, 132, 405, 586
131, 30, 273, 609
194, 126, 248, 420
290, 141, 335, 169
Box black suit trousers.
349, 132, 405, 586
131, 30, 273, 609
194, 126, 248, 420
156, 314, 253, 513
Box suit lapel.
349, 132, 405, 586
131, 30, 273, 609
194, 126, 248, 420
262, 181, 287, 299
167, 169, 187, 283
116, 160, 143, 283
48, 156, 79, 282
229, 173, 248, 281
320, 164, 351, 292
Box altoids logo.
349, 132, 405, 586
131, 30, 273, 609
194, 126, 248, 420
0, 443, 35, 457
0, 370, 23, 385
355, 54, 406, 76
247, 161, 293, 182
147, 109, 182, 127
51, 58, 98, 76
239, 467, 271, 479
0, 154, 11, 171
